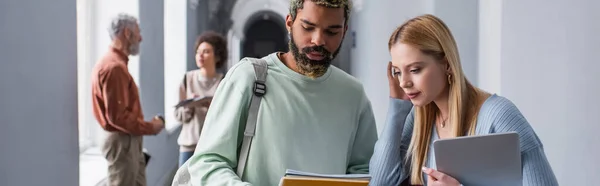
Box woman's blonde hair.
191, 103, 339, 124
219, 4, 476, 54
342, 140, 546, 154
388, 14, 485, 184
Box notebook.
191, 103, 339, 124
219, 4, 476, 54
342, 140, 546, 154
174, 96, 212, 108
279, 169, 370, 186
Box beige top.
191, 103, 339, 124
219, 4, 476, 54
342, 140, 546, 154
175, 70, 223, 152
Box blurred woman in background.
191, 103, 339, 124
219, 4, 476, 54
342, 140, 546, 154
175, 31, 228, 167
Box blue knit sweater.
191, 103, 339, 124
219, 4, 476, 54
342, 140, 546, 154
368, 94, 558, 185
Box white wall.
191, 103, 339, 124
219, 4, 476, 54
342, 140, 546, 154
164, 0, 188, 129
0, 0, 79, 185
498, 0, 600, 184
477, 0, 502, 93
434, 0, 479, 85
350, 0, 433, 135
77, 0, 97, 150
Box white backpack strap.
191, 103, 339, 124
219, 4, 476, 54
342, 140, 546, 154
236, 58, 268, 178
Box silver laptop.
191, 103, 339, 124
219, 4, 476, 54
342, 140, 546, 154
433, 132, 522, 186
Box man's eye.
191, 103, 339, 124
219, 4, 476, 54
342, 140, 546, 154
325, 30, 338, 36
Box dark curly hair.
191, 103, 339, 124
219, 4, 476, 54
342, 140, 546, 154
194, 31, 228, 69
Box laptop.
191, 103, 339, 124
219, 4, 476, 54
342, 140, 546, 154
433, 132, 522, 186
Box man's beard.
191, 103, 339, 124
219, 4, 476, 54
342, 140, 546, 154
289, 32, 342, 78
128, 40, 140, 56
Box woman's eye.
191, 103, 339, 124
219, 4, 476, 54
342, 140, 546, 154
392, 69, 401, 76
409, 68, 421, 73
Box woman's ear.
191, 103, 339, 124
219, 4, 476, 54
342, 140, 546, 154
444, 58, 451, 74
214, 56, 221, 66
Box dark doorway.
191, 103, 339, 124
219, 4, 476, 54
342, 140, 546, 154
242, 12, 287, 58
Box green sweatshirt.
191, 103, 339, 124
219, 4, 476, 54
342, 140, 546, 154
184, 52, 378, 186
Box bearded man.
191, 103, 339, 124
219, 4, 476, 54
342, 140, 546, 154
91, 13, 164, 186
173, 1, 377, 185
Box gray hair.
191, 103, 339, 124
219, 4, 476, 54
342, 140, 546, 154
108, 13, 138, 40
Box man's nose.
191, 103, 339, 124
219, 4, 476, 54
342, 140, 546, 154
311, 32, 326, 46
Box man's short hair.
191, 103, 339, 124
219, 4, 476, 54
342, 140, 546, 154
289, 0, 352, 25
108, 13, 138, 40
194, 31, 228, 69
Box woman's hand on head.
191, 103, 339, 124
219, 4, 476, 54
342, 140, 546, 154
388, 61, 409, 100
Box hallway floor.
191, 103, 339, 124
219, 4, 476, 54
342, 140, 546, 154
80, 147, 107, 186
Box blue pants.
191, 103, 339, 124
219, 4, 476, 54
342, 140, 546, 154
179, 151, 194, 167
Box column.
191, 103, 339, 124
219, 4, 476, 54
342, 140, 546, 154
139, 0, 181, 186
187, 0, 210, 70
0, 0, 79, 185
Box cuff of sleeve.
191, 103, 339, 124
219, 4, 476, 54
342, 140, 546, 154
388, 98, 413, 114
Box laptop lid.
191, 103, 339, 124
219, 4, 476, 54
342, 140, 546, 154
433, 132, 522, 186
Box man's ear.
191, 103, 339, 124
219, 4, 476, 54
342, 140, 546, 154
122, 28, 131, 41
344, 25, 348, 35
285, 14, 293, 33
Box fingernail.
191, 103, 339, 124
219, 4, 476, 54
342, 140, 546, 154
421, 167, 428, 172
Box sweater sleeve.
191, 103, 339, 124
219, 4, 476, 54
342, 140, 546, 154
346, 97, 378, 174
368, 98, 414, 186
481, 96, 558, 186
181, 64, 253, 186
175, 73, 195, 123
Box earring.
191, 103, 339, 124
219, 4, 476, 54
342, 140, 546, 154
447, 74, 452, 85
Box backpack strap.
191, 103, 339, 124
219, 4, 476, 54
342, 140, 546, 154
236, 58, 268, 178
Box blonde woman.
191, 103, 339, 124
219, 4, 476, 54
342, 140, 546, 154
368, 14, 558, 186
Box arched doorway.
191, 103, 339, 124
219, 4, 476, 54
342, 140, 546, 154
241, 11, 287, 58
